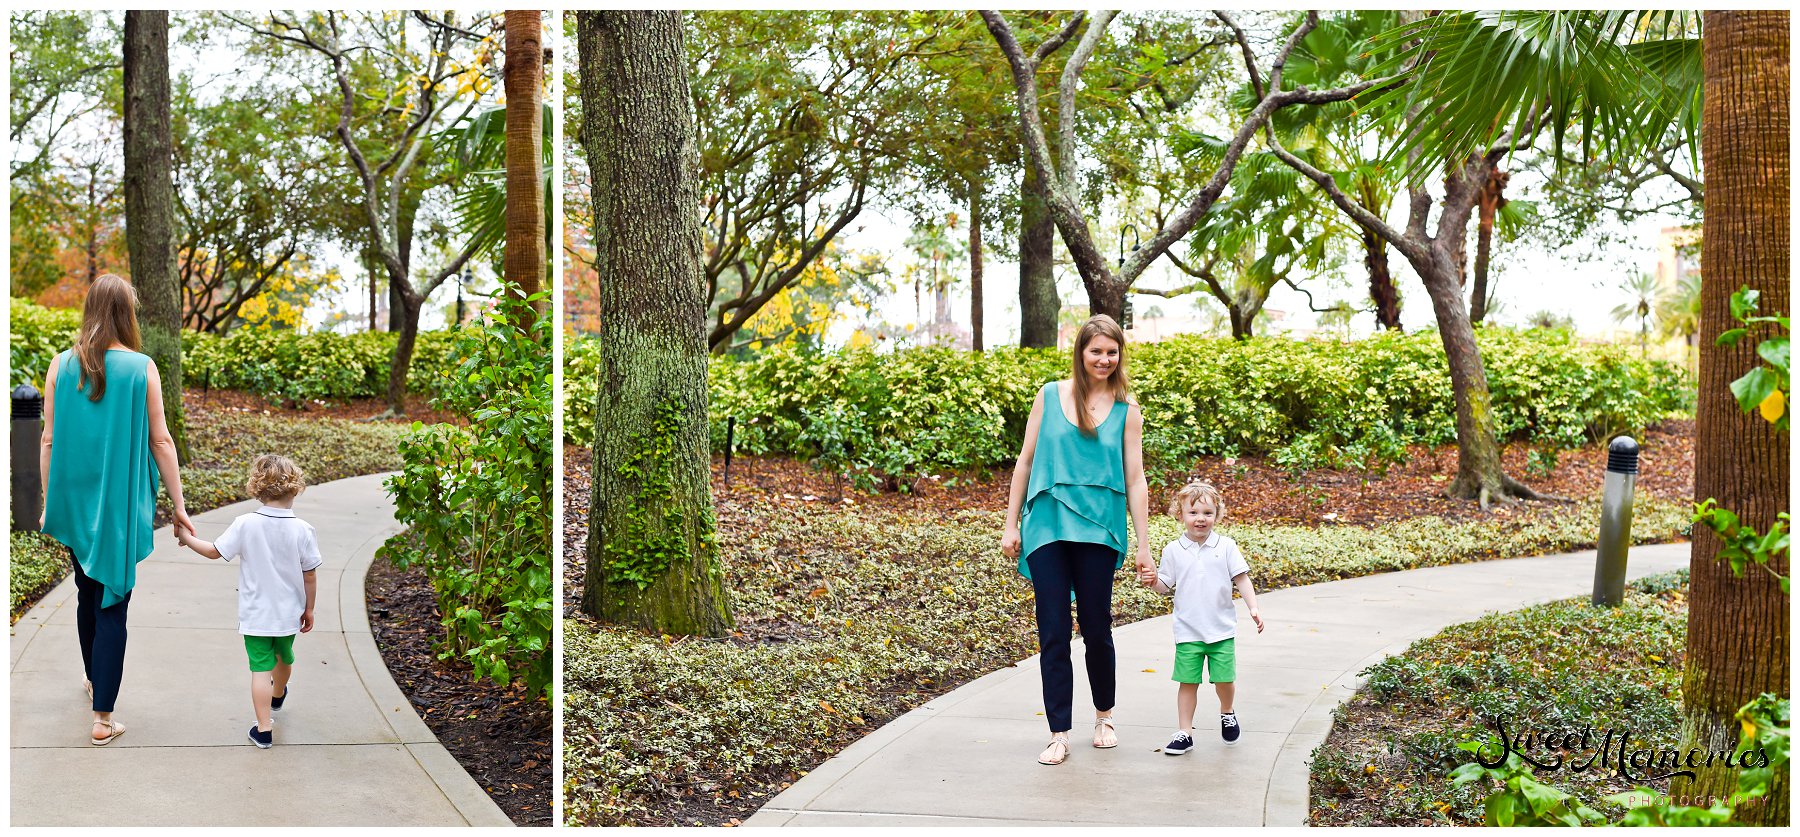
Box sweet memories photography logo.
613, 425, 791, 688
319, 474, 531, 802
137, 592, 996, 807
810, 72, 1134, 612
1469, 713, 1773, 784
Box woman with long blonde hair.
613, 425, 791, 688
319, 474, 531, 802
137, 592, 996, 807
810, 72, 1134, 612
1000, 314, 1153, 765
40, 273, 196, 745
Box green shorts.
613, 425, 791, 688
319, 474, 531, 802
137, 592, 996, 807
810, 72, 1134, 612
243, 634, 297, 672
1173, 638, 1236, 684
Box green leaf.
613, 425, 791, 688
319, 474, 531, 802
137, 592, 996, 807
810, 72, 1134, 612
1730, 367, 1779, 415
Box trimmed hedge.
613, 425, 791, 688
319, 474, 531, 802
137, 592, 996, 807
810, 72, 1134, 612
9, 299, 458, 401
562, 329, 1692, 476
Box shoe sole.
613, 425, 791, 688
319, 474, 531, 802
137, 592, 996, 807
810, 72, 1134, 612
1164, 747, 1191, 756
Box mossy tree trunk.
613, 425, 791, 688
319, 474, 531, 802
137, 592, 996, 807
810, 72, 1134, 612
1018, 161, 1060, 348
579, 10, 733, 637
1673, 11, 1789, 825
122, 10, 187, 460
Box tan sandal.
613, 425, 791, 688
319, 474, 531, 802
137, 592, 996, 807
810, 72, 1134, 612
1094, 715, 1118, 749
1038, 733, 1071, 765
90, 718, 125, 746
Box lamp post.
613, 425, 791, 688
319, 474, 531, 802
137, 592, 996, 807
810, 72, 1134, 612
454, 266, 472, 327
1591, 436, 1640, 606
1117, 224, 1140, 330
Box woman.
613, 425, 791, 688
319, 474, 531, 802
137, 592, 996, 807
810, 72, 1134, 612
1001, 314, 1153, 766
40, 273, 195, 745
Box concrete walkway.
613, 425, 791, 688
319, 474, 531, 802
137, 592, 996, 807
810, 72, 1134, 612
10, 473, 511, 827
748, 542, 1690, 827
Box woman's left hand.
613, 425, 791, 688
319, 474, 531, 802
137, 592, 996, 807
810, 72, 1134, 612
172, 507, 196, 540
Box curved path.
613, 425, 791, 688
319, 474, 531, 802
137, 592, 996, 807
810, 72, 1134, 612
747, 542, 1690, 827
10, 473, 511, 826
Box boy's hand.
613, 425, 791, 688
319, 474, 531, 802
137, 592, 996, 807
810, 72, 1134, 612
1136, 565, 1157, 587
299, 610, 314, 633
1250, 608, 1264, 633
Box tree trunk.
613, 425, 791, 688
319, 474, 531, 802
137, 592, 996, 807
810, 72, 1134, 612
579, 10, 733, 637
503, 10, 546, 324
122, 11, 187, 460
385, 290, 421, 411
1019, 162, 1060, 348
1362, 224, 1401, 330
1673, 11, 1789, 825
1470, 166, 1508, 324
367, 249, 379, 332
969, 180, 983, 352
1416, 257, 1518, 502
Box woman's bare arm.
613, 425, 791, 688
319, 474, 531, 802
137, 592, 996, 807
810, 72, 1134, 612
144, 360, 194, 536
1002, 387, 1047, 557
1123, 403, 1152, 576
38, 357, 58, 517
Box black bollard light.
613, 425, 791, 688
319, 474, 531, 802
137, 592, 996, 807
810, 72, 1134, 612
12, 384, 45, 532
1591, 435, 1639, 606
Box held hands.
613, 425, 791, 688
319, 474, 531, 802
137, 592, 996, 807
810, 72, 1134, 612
1135, 548, 1157, 588
300, 609, 315, 634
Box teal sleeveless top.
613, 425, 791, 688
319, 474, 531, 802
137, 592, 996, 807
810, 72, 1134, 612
1018, 380, 1128, 578
42, 349, 161, 608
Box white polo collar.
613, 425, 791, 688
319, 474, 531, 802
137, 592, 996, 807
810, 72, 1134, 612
254, 506, 296, 518
1178, 530, 1221, 550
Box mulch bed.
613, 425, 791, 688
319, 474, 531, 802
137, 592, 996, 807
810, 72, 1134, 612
366, 555, 552, 827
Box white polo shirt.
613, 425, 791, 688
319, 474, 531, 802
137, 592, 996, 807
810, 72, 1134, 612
1156, 530, 1251, 644
212, 506, 323, 636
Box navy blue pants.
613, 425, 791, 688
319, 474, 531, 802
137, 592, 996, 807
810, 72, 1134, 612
1026, 541, 1117, 733
71, 561, 130, 713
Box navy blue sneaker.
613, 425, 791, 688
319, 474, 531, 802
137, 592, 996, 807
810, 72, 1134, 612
248, 725, 273, 749
1221, 712, 1241, 745
272, 687, 288, 712
1164, 731, 1194, 756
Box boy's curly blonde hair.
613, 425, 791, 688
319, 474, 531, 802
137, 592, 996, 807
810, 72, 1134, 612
246, 454, 306, 503
1168, 480, 1226, 522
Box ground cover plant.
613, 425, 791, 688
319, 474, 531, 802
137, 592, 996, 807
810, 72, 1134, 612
561, 427, 1697, 826
1308, 571, 1691, 826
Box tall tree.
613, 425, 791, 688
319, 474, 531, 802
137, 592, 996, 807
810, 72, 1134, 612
1675, 11, 1788, 824
580, 10, 733, 636
1266, 11, 1700, 501
982, 10, 1394, 321
232, 11, 496, 415
503, 10, 546, 322
122, 11, 187, 459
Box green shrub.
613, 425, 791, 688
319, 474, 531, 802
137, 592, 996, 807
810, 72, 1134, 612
381, 292, 553, 700
9, 299, 81, 389
9, 299, 458, 400
562, 330, 1692, 480
10, 532, 71, 619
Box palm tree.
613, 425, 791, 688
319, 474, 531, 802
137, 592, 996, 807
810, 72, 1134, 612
1610, 272, 1661, 357
502, 10, 546, 322
1657, 272, 1703, 370
441, 101, 555, 317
